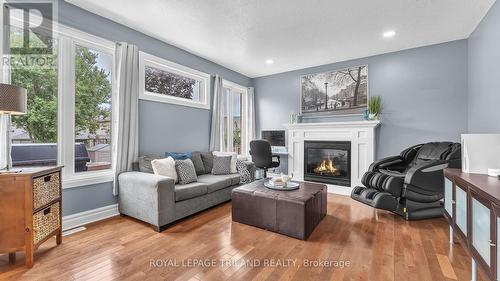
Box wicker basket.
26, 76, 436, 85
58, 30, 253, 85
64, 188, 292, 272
33, 172, 60, 210
33, 202, 60, 245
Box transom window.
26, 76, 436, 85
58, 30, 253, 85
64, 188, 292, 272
139, 52, 210, 109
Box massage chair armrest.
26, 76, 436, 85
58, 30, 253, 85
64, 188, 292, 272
369, 156, 404, 172
404, 160, 449, 192
272, 154, 281, 164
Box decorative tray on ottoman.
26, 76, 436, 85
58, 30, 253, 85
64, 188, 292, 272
263, 180, 300, 191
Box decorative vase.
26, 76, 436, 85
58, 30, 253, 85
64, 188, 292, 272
368, 113, 379, 120
363, 109, 369, 120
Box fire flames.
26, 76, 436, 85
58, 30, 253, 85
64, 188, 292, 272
314, 158, 341, 176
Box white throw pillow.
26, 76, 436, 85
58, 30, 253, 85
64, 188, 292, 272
151, 157, 178, 183
213, 151, 237, 173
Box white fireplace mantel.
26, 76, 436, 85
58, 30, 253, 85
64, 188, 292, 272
284, 120, 380, 195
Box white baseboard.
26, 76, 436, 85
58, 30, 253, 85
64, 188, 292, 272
62, 204, 119, 231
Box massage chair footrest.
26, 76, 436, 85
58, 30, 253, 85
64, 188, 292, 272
351, 186, 398, 212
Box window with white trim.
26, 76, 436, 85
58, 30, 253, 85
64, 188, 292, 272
7, 13, 116, 188
222, 80, 248, 155
140, 52, 211, 109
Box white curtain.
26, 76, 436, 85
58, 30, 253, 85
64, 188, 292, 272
209, 75, 224, 151
113, 42, 140, 195
245, 87, 256, 155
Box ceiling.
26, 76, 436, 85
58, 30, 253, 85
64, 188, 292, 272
66, 0, 496, 78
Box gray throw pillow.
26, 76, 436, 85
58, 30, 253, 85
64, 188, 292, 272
200, 152, 214, 174
138, 155, 163, 173
175, 159, 198, 184
191, 151, 206, 175
212, 155, 232, 175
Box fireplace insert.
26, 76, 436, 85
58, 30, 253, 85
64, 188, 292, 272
304, 141, 351, 186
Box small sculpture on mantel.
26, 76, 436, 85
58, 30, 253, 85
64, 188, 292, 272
289, 113, 302, 123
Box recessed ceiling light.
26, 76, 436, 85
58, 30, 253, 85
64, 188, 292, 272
383, 30, 396, 38
265, 59, 274, 65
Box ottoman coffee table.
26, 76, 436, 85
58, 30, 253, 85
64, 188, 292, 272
231, 180, 327, 240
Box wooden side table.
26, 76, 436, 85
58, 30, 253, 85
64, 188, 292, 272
0, 166, 63, 268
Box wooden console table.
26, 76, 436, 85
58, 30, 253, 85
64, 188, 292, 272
0, 166, 63, 268
444, 168, 500, 281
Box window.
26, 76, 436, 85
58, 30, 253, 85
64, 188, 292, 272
222, 80, 248, 155
140, 52, 210, 109
74, 45, 113, 173
6, 13, 115, 188
9, 25, 59, 167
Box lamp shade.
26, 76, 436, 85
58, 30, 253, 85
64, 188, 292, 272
0, 83, 27, 115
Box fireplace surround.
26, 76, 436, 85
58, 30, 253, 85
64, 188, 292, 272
284, 121, 380, 194
304, 141, 351, 186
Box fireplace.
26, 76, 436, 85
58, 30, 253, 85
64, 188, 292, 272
304, 141, 351, 187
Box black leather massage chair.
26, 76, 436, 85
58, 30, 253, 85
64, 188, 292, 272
351, 142, 461, 220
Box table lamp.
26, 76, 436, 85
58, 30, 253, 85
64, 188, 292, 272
0, 83, 27, 173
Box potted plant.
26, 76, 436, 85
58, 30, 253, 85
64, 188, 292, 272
368, 96, 382, 120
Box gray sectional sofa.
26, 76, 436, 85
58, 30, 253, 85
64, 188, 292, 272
118, 153, 255, 232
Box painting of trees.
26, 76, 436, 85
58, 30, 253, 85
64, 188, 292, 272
331, 66, 364, 107
301, 65, 368, 115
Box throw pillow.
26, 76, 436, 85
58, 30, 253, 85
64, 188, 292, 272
200, 152, 214, 174
151, 157, 178, 183
138, 155, 163, 173
191, 151, 206, 175
175, 159, 198, 184
212, 151, 237, 173
212, 155, 233, 175
236, 160, 252, 184
165, 152, 192, 160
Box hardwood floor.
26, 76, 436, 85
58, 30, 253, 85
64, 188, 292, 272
0, 194, 486, 281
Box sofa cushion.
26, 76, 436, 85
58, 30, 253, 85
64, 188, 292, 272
174, 182, 208, 202
151, 157, 178, 183
213, 151, 237, 173
165, 152, 192, 160
191, 151, 206, 175
212, 155, 233, 175
175, 159, 198, 184
236, 160, 252, 184
197, 174, 240, 193
200, 152, 214, 174
138, 155, 163, 173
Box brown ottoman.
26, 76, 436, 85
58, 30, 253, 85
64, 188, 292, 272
231, 180, 327, 240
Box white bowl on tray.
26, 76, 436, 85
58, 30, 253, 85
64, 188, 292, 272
264, 180, 300, 191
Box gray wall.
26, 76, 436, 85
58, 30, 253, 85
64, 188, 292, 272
468, 0, 500, 133
253, 40, 469, 172
56, 0, 251, 215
